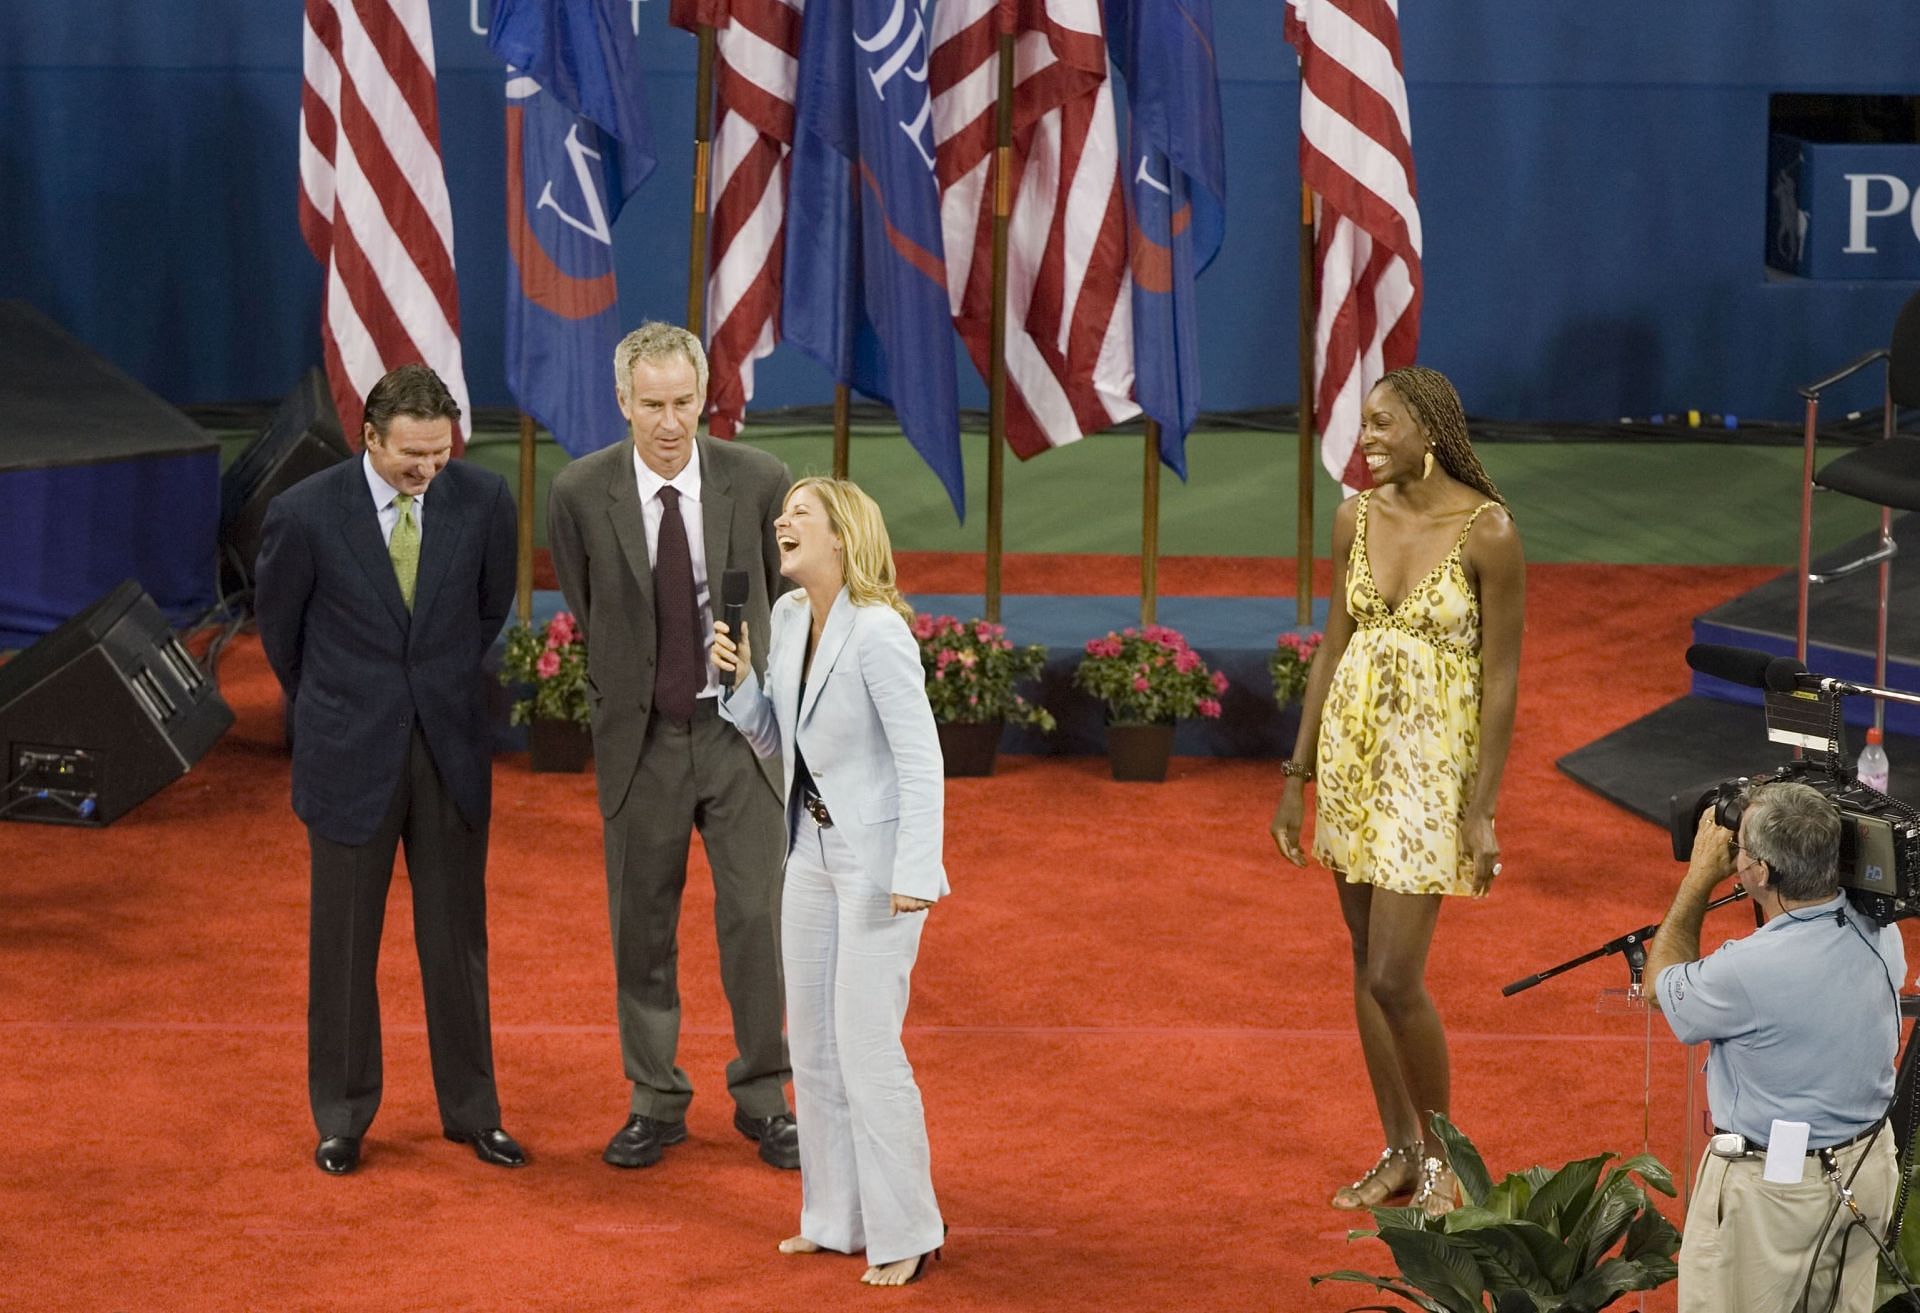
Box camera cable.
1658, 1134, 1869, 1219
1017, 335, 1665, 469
1781, 1120, 1887, 1313
1773, 904, 1911, 1312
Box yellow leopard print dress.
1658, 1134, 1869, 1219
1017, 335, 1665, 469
1312, 492, 1497, 897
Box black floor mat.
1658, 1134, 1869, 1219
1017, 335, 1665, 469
1557, 695, 1918, 826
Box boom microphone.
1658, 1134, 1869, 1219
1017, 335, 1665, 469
1765, 656, 1811, 693
1685, 643, 1777, 690
1685, 643, 1842, 696
721, 569, 750, 688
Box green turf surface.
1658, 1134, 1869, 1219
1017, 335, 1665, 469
220, 423, 1881, 568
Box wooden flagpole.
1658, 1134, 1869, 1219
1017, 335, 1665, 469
686, 26, 718, 333
515, 413, 537, 625
1141, 422, 1160, 623
1296, 183, 1316, 628
833, 385, 851, 478
983, 28, 1015, 624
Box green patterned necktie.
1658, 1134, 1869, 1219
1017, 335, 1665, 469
390, 492, 420, 610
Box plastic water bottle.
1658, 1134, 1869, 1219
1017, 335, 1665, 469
1858, 727, 1890, 794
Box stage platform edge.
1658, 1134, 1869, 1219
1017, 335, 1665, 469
1691, 514, 1920, 736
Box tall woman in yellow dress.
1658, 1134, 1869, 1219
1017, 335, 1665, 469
1270, 366, 1525, 1219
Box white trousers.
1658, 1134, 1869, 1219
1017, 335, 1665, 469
783, 814, 944, 1266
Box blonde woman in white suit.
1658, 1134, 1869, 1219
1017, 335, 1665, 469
710, 476, 947, 1288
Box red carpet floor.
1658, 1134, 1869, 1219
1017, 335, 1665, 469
6, 556, 1886, 1311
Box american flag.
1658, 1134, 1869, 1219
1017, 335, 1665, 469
299, 0, 471, 449
930, 0, 1139, 459
674, 0, 803, 439
1286, 0, 1422, 491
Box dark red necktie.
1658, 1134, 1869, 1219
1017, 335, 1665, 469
652, 485, 702, 724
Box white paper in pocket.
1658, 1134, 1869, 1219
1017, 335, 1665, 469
1763, 1119, 1810, 1184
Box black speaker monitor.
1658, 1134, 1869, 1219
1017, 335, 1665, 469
220, 368, 349, 598
0, 581, 235, 826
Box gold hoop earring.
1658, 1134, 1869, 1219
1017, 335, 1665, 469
1422, 450, 1435, 479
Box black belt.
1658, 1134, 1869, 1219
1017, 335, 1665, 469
801, 791, 833, 827
1715, 1118, 1884, 1157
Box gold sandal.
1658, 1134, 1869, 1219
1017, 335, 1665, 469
1330, 1142, 1422, 1210
1412, 1156, 1462, 1221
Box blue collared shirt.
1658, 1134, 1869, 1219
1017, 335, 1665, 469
1656, 894, 1905, 1146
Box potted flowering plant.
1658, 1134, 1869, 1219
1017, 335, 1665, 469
912, 614, 1055, 777
499, 610, 591, 772
1073, 624, 1227, 782
1270, 629, 1322, 705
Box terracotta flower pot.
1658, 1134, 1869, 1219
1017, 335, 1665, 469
937, 719, 1003, 777
528, 715, 592, 773
1106, 722, 1174, 783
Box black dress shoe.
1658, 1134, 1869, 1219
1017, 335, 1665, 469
315, 1136, 360, 1175
603, 1113, 687, 1168
734, 1110, 800, 1171
444, 1127, 527, 1167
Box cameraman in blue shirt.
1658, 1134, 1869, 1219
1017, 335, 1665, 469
1646, 781, 1905, 1313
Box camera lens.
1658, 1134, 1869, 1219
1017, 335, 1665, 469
1714, 781, 1750, 832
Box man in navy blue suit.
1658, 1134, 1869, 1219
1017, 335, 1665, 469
255, 364, 523, 1176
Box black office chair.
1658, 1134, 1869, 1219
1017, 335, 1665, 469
1795, 291, 1920, 717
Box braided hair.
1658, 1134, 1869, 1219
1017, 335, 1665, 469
1377, 365, 1505, 506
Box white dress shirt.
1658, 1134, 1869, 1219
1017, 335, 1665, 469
632, 444, 719, 700
363, 453, 423, 546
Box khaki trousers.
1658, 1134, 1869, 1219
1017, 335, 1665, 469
1678, 1131, 1897, 1313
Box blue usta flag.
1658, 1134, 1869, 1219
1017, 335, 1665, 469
1106, 0, 1226, 478
489, 0, 656, 457
783, 0, 966, 519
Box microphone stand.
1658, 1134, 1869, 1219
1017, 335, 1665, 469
1502, 886, 1751, 999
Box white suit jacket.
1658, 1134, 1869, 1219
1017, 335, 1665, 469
721, 588, 949, 902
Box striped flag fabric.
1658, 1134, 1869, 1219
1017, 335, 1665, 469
489, 0, 655, 458
1105, 0, 1226, 479
1285, 0, 1422, 491
782, 0, 967, 516
299, 0, 471, 450
672, 0, 803, 440
930, 0, 1140, 459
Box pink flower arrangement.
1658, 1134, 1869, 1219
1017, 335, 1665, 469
913, 615, 1055, 730
1269, 629, 1323, 706
1073, 624, 1227, 725
500, 610, 590, 727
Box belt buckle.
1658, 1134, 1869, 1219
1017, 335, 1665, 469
804, 794, 831, 827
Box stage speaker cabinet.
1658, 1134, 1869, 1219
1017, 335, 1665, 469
219, 367, 349, 600
0, 580, 235, 826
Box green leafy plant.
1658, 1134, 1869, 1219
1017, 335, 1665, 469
911, 614, 1055, 730
1073, 624, 1227, 726
1313, 1114, 1680, 1313
1270, 629, 1323, 705
498, 611, 589, 727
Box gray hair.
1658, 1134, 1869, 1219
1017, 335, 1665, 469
1743, 782, 1841, 901
614, 321, 708, 410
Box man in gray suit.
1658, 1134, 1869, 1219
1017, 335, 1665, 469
547, 322, 798, 1170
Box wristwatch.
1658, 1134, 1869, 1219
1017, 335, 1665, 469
1280, 758, 1315, 781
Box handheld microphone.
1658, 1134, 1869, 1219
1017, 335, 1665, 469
721, 569, 750, 688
